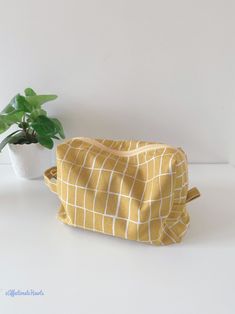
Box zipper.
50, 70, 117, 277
71, 137, 171, 157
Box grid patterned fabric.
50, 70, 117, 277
55, 138, 190, 245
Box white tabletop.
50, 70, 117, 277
0, 164, 235, 314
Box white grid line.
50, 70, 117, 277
137, 151, 147, 241
67, 146, 83, 225
91, 141, 117, 233
73, 144, 95, 228
59, 140, 76, 225
57, 160, 176, 184
83, 147, 104, 230
58, 178, 175, 203
112, 146, 131, 236
61, 192, 173, 214
148, 156, 154, 243
124, 153, 140, 239
169, 152, 176, 211
57, 151, 175, 169
62, 201, 178, 225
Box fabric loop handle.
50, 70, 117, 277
44, 166, 57, 194
186, 187, 200, 203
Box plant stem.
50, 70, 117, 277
21, 114, 28, 140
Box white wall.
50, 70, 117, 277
0, 0, 234, 163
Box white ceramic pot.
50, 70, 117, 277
8, 143, 53, 179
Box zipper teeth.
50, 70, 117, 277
71, 137, 171, 157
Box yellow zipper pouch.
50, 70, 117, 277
44, 138, 200, 245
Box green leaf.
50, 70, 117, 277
0, 118, 9, 133
37, 136, 54, 149
29, 109, 47, 120
1, 103, 15, 114
24, 88, 36, 96
31, 115, 57, 137
51, 118, 65, 139
25, 95, 57, 108
11, 95, 25, 111
0, 111, 24, 134
1, 99, 25, 115
10, 94, 33, 112
0, 130, 22, 152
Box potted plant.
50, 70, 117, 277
0, 87, 65, 179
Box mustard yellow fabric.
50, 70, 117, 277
44, 138, 200, 245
